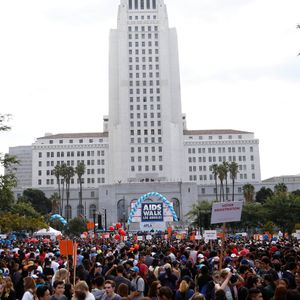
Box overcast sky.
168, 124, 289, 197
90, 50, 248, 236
0, 0, 299, 180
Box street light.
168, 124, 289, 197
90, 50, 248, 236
92, 210, 96, 235
100, 208, 107, 231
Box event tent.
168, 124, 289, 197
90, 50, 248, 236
33, 227, 61, 237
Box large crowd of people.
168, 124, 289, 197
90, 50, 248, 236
0, 235, 300, 300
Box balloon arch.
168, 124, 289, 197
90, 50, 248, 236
49, 214, 68, 225
127, 192, 178, 225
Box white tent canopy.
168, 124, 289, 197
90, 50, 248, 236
33, 227, 61, 237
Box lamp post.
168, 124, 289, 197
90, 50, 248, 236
92, 210, 96, 235
104, 209, 107, 232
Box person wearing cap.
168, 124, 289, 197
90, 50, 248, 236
194, 264, 214, 297
129, 266, 144, 300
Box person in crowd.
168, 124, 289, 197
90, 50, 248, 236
0, 277, 16, 300
175, 280, 194, 300
148, 281, 161, 300
247, 288, 263, 300
189, 293, 206, 300
36, 286, 51, 300
262, 274, 276, 300
21, 277, 36, 300
158, 264, 177, 294
117, 283, 129, 298
215, 289, 226, 300
129, 267, 144, 300
50, 281, 67, 300
52, 269, 69, 285
91, 276, 105, 300
157, 287, 172, 300
103, 280, 121, 300
74, 281, 95, 300
72, 291, 86, 300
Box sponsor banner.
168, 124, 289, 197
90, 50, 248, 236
139, 222, 166, 231
204, 230, 217, 240
211, 202, 243, 224
142, 202, 163, 222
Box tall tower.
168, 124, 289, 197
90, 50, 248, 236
108, 0, 184, 184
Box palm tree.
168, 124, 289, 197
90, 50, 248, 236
64, 166, 75, 221
75, 162, 86, 213
210, 164, 219, 201
186, 200, 212, 234
222, 161, 229, 201
49, 192, 60, 214
242, 183, 255, 203
59, 163, 68, 217
53, 164, 62, 214
228, 162, 239, 202
217, 164, 226, 202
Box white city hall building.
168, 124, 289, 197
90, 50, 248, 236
9, 0, 261, 226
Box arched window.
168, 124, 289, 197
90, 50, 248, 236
65, 205, 72, 220
89, 204, 96, 219
77, 204, 84, 217
171, 198, 180, 221
117, 199, 127, 223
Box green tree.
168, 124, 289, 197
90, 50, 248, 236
263, 193, 300, 234
186, 201, 212, 233
228, 162, 239, 202
66, 217, 87, 237
210, 164, 219, 201
255, 187, 273, 203
291, 189, 300, 196
0, 114, 19, 211
12, 200, 41, 218
274, 183, 288, 195
0, 212, 47, 233
238, 202, 265, 230
242, 183, 255, 203
22, 188, 52, 215
75, 162, 86, 212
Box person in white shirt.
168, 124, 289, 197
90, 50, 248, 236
75, 281, 96, 300
21, 277, 36, 300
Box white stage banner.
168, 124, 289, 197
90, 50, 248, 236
139, 222, 166, 231
211, 202, 243, 224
